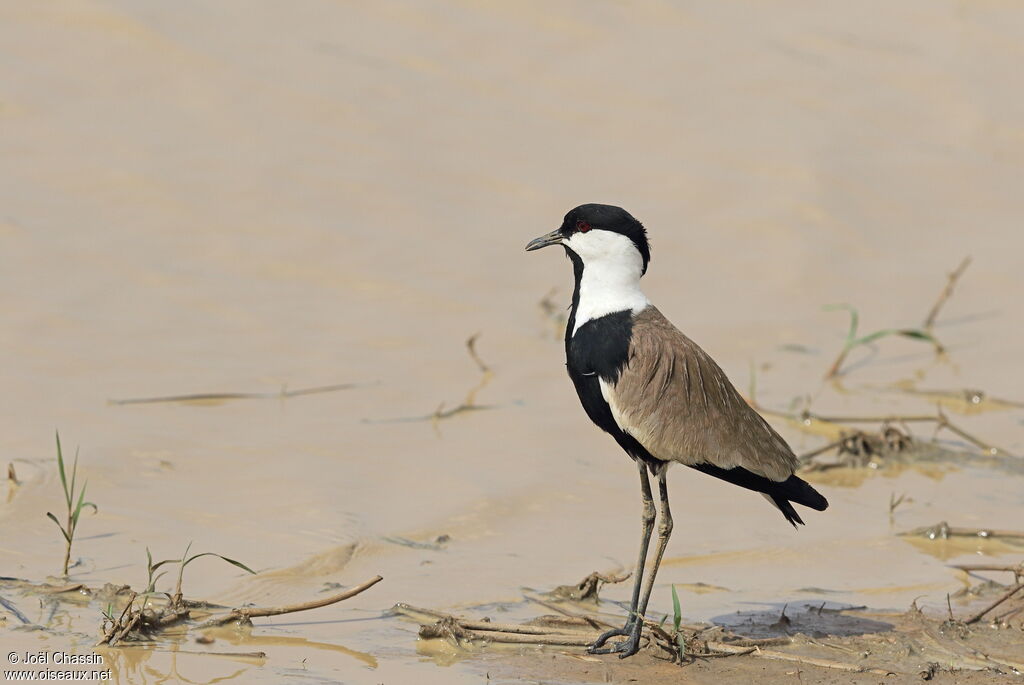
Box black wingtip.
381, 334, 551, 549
782, 474, 829, 512
686, 463, 828, 526
773, 496, 805, 528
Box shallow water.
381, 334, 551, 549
2, 1, 1023, 683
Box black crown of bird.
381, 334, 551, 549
526, 203, 829, 658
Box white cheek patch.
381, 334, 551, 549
569, 230, 649, 334
564, 230, 638, 262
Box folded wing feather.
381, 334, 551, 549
599, 306, 798, 482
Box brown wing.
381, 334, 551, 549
601, 306, 798, 482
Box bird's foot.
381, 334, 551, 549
587, 624, 630, 653
587, 622, 643, 658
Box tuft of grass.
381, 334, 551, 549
144, 547, 178, 595
670, 584, 686, 660
823, 304, 940, 379
168, 541, 256, 607
46, 432, 97, 577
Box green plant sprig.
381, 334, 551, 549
670, 584, 686, 661
46, 431, 97, 577
168, 541, 256, 607
823, 304, 940, 379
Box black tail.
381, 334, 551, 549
688, 464, 829, 528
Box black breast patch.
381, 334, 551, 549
567, 310, 634, 384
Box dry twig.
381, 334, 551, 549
924, 256, 972, 330
951, 562, 1024, 584
550, 570, 631, 602
775, 406, 1008, 459
430, 334, 495, 426
0, 594, 30, 624
366, 334, 496, 426
197, 575, 382, 628
392, 604, 594, 636
964, 584, 1024, 625
521, 591, 614, 630
705, 641, 897, 675
402, 601, 900, 675
110, 382, 366, 405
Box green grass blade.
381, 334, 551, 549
68, 448, 80, 513
853, 328, 899, 346
149, 558, 179, 572
72, 483, 96, 524
854, 328, 937, 347
824, 303, 858, 346
897, 329, 936, 342
55, 431, 71, 510
671, 584, 682, 633
183, 552, 257, 575
46, 512, 71, 543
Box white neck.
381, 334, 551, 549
572, 257, 649, 334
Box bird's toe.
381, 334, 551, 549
587, 625, 631, 653
588, 625, 644, 658
614, 636, 642, 659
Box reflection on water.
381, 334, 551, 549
901, 535, 1024, 562
102, 647, 255, 685
211, 628, 379, 670
712, 601, 893, 639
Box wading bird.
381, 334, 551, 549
525, 204, 828, 658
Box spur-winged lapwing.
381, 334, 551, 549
526, 204, 828, 657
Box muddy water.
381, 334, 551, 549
2, 1, 1023, 683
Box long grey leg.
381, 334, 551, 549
637, 466, 673, 620
589, 459, 656, 654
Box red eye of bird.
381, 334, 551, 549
576, 220, 591, 233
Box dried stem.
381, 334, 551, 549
109, 382, 366, 405
367, 334, 495, 426
798, 438, 845, 462
951, 563, 1024, 573
420, 619, 597, 646
951, 562, 1024, 584
521, 591, 614, 630
705, 642, 897, 676
98, 592, 142, 646
924, 256, 972, 330
393, 603, 596, 636
771, 406, 1007, 458
465, 333, 489, 373
430, 335, 495, 427
197, 575, 382, 628
964, 583, 1024, 625
403, 601, 899, 675
0, 594, 31, 624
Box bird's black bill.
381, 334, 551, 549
525, 229, 563, 251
